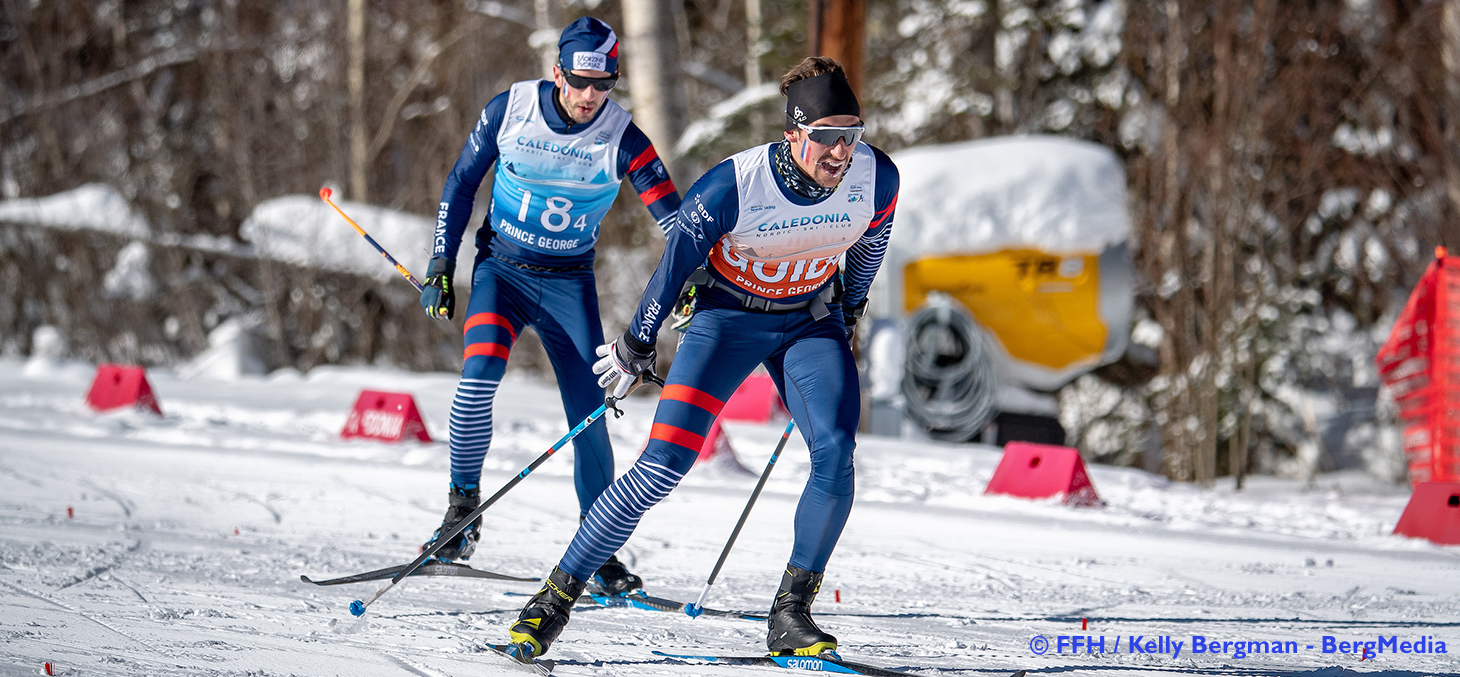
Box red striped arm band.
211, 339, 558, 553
870, 193, 898, 230
639, 180, 677, 207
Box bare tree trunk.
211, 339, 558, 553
807, 0, 866, 92
347, 0, 368, 202
744, 0, 767, 134
1195, 0, 1236, 488
745, 0, 763, 88
993, 0, 1015, 130
535, 0, 557, 78
1160, 0, 1196, 482
1233, 359, 1254, 489
969, 0, 998, 136
3, 0, 66, 181
622, 0, 688, 181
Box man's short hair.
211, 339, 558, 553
780, 57, 846, 96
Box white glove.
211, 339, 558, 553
593, 333, 657, 399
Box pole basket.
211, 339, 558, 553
1377, 247, 1460, 486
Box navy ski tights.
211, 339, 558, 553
446, 256, 613, 515
561, 292, 859, 578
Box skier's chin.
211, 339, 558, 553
814, 161, 845, 187
572, 104, 599, 123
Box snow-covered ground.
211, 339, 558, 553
1, 358, 1454, 677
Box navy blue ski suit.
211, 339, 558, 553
559, 141, 899, 578
433, 80, 679, 514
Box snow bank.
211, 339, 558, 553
0, 183, 150, 238
101, 241, 156, 301
177, 318, 269, 381
21, 325, 68, 378
239, 194, 465, 282
1, 184, 468, 281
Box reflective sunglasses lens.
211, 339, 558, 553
806, 127, 863, 147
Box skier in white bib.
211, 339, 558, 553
417, 17, 680, 597
506, 57, 900, 660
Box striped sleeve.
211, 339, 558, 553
618, 122, 682, 235
841, 145, 900, 309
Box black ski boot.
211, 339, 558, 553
591, 554, 644, 597
507, 566, 586, 659
421, 483, 481, 562
766, 565, 837, 656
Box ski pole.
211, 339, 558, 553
349, 371, 665, 617
685, 419, 796, 618
319, 186, 423, 291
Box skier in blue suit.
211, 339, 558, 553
418, 17, 680, 597
506, 57, 900, 660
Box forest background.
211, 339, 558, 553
3, 0, 1456, 486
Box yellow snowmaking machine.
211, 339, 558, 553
864, 136, 1134, 443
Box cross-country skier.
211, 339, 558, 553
417, 16, 680, 597
506, 57, 899, 660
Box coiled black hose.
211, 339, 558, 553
900, 298, 998, 442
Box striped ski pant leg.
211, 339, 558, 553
559, 458, 691, 579
449, 308, 518, 485
448, 376, 501, 485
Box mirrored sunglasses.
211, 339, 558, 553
562, 70, 618, 92
798, 122, 865, 147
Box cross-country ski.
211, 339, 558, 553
300, 562, 539, 586
507, 588, 769, 621
653, 650, 1029, 677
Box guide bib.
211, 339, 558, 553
489, 80, 632, 257
708, 142, 877, 298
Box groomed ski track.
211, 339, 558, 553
0, 359, 1455, 676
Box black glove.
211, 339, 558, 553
593, 332, 656, 398
842, 298, 868, 341
420, 257, 455, 320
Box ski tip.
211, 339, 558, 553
684, 603, 703, 618
299, 575, 312, 584
348, 600, 366, 616
319, 186, 332, 200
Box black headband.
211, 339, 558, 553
784, 71, 861, 130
